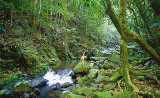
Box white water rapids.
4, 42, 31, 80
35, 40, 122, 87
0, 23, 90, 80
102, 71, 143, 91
43, 69, 73, 87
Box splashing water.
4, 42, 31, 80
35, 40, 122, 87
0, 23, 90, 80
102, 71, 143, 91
43, 68, 73, 87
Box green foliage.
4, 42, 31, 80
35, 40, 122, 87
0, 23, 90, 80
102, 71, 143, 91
95, 91, 112, 98
73, 87, 96, 97
13, 80, 32, 93
62, 91, 85, 98
112, 90, 137, 98
14, 80, 29, 88
74, 61, 90, 73
0, 89, 12, 96
13, 83, 32, 93
135, 76, 145, 80
0, 72, 19, 86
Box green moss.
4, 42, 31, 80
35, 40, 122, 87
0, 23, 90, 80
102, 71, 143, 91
98, 69, 106, 76
96, 75, 110, 82
13, 81, 32, 93
78, 76, 89, 85
110, 72, 121, 81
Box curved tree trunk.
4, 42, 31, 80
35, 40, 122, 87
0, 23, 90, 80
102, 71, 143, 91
120, 38, 139, 92
104, 0, 160, 63
119, 0, 139, 92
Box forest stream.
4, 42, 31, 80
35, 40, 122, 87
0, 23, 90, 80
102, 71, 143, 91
1, 0, 160, 98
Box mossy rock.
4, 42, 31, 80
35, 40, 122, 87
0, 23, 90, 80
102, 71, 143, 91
103, 63, 114, 69
96, 75, 110, 83
13, 80, 32, 93
110, 72, 121, 81
74, 61, 90, 73
89, 69, 98, 78
104, 83, 116, 91
78, 76, 89, 85
98, 69, 106, 76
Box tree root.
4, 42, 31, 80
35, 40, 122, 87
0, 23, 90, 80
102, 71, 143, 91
130, 70, 160, 86
138, 91, 156, 98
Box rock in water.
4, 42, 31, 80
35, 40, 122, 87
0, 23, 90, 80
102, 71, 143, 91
23, 93, 30, 98
33, 88, 40, 95
61, 82, 72, 88
28, 77, 48, 88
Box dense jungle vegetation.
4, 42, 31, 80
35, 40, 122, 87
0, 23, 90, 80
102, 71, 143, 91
0, 0, 160, 98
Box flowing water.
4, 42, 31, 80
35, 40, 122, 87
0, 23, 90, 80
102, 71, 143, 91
37, 68, 74, 98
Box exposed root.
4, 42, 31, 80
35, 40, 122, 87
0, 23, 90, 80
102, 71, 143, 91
138, 91, 156, 98
130, 70, 160, 86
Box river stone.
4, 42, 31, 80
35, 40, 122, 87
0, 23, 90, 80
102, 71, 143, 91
89, 69, 98, 78
61, 82, 72, 88
28, 77, 48, 88
50, 83, 61, 90
23, 93, 30, 98
33, 88, 40, 95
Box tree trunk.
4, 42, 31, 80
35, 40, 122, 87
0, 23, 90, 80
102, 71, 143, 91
120, 38, 139, 92
119, 0, 139, 92
105, 0, 160, 63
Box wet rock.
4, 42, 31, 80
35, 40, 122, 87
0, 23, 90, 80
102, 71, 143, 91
33, 88, 40, 95
50, 83, 61, 90
61, 82, 72, 88
71, 70, 77, 80
57, 69, 73, 76
30, 92, 36, 98
23, 93, 30, 98
28, 77, 48, 88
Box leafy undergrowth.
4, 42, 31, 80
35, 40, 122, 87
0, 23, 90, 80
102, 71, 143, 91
67, 53, 160, 98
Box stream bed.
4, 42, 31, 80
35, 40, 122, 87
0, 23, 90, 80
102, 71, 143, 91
37, 68, 74, 98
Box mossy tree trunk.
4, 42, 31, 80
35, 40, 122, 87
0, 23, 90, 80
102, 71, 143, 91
104, 0, 160, 63
120, 38, 139, 92
119, 0, 139, 92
